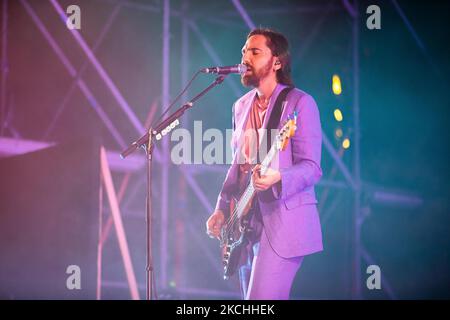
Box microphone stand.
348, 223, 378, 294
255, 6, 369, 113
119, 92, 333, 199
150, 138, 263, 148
120, 75, 227, 300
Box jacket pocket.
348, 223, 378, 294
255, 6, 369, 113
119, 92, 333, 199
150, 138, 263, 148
284, 193, 318, 210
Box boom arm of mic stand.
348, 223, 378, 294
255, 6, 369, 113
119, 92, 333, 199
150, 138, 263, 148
120, 75, 226, 159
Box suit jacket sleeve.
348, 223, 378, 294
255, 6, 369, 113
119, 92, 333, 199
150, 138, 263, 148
278, 94, 323, 199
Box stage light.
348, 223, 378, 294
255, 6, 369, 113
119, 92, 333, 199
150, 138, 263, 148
334, 108, 343, 122
342, 138, 350, 149
332, 74, 342, 95
335, 128, 343, 138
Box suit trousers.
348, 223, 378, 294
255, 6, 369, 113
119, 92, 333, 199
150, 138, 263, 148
238, 204, 304, 300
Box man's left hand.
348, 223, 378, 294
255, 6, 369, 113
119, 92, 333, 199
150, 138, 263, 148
252, 164, 281, 192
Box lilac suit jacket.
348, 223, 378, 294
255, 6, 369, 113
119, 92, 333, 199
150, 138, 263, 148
215, 83, 323, 258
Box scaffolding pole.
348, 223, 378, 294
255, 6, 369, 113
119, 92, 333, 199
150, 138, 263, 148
160, 0, 171, 292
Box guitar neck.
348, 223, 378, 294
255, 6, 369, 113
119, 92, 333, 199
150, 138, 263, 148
235, 144, 279, 217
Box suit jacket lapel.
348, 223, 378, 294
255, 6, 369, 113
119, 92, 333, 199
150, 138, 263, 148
235, 83, 288, 150
235, 89, 257, 144
261, 83, 287, 130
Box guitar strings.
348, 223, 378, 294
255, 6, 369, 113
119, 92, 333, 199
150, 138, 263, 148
225, 180, 255, 235
223, 147, 277, 237
224, 184, 252, 236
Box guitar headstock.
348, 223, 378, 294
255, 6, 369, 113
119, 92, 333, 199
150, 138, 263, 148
276, 111, 298, 151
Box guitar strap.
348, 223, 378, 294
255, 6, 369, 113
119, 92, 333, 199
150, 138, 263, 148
259, 86, 294, 163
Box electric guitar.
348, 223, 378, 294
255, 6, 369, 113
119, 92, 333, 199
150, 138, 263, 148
219, 112, 298, 279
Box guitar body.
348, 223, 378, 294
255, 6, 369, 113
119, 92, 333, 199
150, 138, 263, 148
220, 193, 255, 280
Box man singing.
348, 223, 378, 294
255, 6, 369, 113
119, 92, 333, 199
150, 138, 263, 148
206, 28, 323, 300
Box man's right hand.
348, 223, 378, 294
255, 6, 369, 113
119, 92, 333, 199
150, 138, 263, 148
206, 210, 225, 239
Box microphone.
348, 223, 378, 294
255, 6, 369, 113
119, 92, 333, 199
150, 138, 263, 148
201, 64, 247, 75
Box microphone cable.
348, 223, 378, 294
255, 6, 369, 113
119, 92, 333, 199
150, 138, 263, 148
150, 69, 201, 129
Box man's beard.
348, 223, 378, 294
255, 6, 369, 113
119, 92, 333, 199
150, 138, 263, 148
241, 59, 273, 87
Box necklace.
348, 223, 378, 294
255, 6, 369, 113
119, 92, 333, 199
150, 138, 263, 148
256, 95, 270, 110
